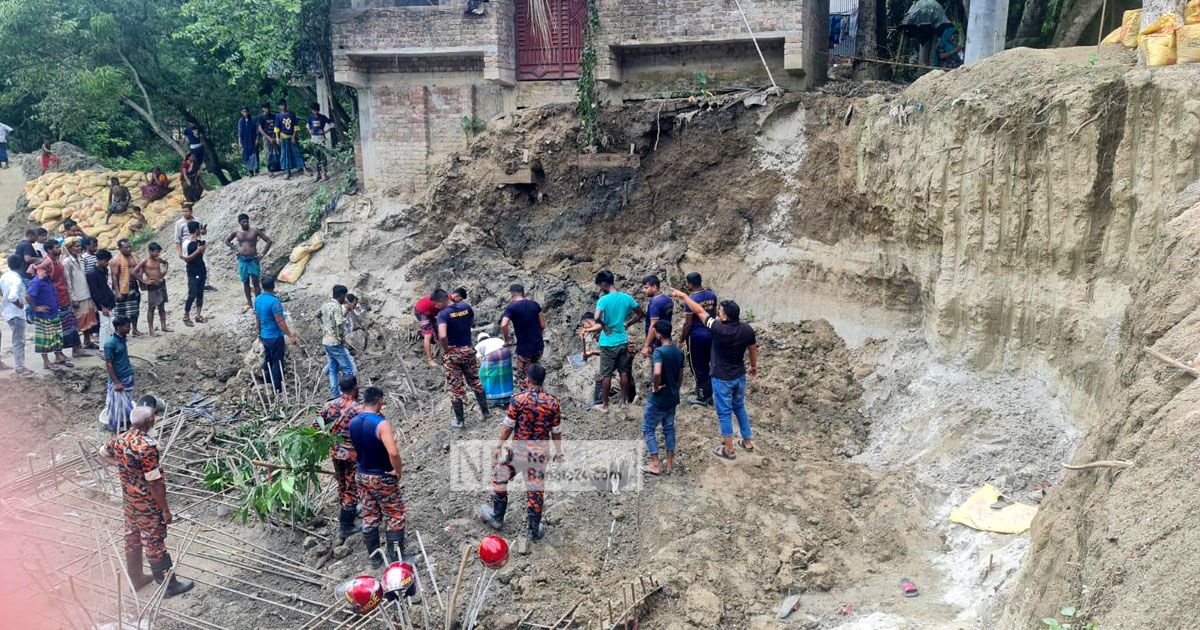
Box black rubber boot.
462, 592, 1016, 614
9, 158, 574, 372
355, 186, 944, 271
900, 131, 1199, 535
150, 554, 195, 598
384, 530, 405, 564
479, 494, 507, 530
451, 401, 465, 428
336, 506, 357, 545
364, 528, 383, 568
474, 391, 491, 420
527, 513, 546, 542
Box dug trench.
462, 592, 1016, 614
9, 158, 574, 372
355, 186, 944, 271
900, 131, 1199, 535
3, 45, 1200, 629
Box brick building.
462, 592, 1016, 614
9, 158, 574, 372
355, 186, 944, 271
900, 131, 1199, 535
332, 0, 825, 196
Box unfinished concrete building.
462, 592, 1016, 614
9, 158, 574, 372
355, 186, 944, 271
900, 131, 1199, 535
332, 0, 823, 196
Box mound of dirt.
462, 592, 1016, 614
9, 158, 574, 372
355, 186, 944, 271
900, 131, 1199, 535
12, 141, 106, 179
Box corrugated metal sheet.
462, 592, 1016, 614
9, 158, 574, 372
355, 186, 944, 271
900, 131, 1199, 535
830, 0, 860, 58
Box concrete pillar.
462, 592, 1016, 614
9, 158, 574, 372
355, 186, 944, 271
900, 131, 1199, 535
315, 76, 333, 117
801, 0, 830, 88
965, 0, 1011, 66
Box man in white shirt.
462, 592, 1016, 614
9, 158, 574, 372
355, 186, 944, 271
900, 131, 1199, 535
1, 254, 30, 375
0, 122, 12, 169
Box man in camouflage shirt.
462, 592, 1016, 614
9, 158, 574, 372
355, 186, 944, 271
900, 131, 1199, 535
318, 375, 363, 544
480, 364, 563, 542
100, 405, 195, 597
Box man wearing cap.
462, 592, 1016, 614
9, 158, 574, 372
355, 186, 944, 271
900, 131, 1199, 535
480, 364, 563, 542
100, 404, 195, 597
348, 386, 406, 567
672, 289, 759, 460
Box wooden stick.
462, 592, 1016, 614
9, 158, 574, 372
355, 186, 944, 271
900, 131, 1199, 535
445, 545, 472, 630
1143, 346, 1200, 376
1062, 460, 1133, 470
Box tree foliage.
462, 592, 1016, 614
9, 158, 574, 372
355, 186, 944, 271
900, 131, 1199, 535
0, 0, 346, 178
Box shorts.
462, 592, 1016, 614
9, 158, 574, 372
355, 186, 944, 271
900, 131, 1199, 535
598, 344, 632, 378
146, 283, 168, 309
414, 307, 434, 337
238, 255, 261, 284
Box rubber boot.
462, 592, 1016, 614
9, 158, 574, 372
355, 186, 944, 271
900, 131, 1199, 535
125, 546, 154, 590
527, 513, 546, 542
384, 530, 405, 564
450, 400, 465, 428
336, 506, 357, 545
479, 494, 507, 530
150, 554, 195, 598
364, 528, 383, 568
474, 391, 491, 420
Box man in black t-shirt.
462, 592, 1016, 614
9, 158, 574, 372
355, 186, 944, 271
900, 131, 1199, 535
14, 228, 42, 280
500, 284, 545, 393
673, 288, 758, 461
438, 287, 489, 427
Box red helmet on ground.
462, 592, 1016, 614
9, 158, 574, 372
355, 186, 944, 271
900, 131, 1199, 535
478, 535, 509, 570
382, 561, 417, 599
339, 575, 383, 615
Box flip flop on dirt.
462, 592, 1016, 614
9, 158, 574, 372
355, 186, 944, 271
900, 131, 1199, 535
899, 577, 919, 598
640, 465, 661, 476
711, 445, 736, 461
738, 439, 755, 452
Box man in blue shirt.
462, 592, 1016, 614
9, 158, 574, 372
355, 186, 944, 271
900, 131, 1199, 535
643, 319, 683, 476
583, 270, 644, 412
438, 287, 489, 427
500, 284, 545, 393
274, 99, 306, 180
677, 272, 717, 405
640, 274, 673, 357
348, 386, 406, 567
254, 276, 297, 393
306, 102, 334, 182
237, 106, 260, 176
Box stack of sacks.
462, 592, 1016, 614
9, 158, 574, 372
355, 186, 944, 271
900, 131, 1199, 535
23, 170, 186, 249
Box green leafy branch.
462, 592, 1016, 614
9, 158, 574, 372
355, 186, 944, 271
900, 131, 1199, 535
203, 419, 338, 524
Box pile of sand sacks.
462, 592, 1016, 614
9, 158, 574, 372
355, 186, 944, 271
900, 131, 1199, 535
23, 170, 184, 250
278, 232, 324, 284
1101, 6, 1200, 66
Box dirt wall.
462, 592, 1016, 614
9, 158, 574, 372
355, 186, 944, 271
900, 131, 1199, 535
298, 45, 1200, 628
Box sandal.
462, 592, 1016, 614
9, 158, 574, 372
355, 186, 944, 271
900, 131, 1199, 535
711, 445, 736, 461
195, 315, 207, 323
739, 439, 755, 452
16, 368, 35, 378
899, 577, 919, 598
183, 317, 194, 327
640, 465, 661, 476
57, 360, 75, 368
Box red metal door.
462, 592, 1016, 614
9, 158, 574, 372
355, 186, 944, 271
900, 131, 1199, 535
515, 0, 586, 81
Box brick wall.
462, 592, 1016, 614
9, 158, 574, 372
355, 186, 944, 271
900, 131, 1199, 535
595, 0, 804, 45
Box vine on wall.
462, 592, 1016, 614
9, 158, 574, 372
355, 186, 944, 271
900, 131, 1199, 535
576, 0, 605, 149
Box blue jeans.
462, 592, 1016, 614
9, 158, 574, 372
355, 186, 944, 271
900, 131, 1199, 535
642, 403, 677, 455
324, 344, 356, 398
712, 375, 752, 439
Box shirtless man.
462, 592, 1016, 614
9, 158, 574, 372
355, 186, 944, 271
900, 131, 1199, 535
106, 177, 132, 224
224, 213, 273, 311
133, 243, 171, 336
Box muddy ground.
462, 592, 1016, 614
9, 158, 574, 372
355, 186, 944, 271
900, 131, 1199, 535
0, 69, 1091, 630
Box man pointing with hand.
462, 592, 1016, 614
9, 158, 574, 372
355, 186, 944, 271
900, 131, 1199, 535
672, 288, 758, 461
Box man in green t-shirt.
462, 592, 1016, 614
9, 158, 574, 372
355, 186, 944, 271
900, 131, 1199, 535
584, 270, 644, 411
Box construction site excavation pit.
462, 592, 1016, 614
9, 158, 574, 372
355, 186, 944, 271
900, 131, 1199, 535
5, 45, 1200, 630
